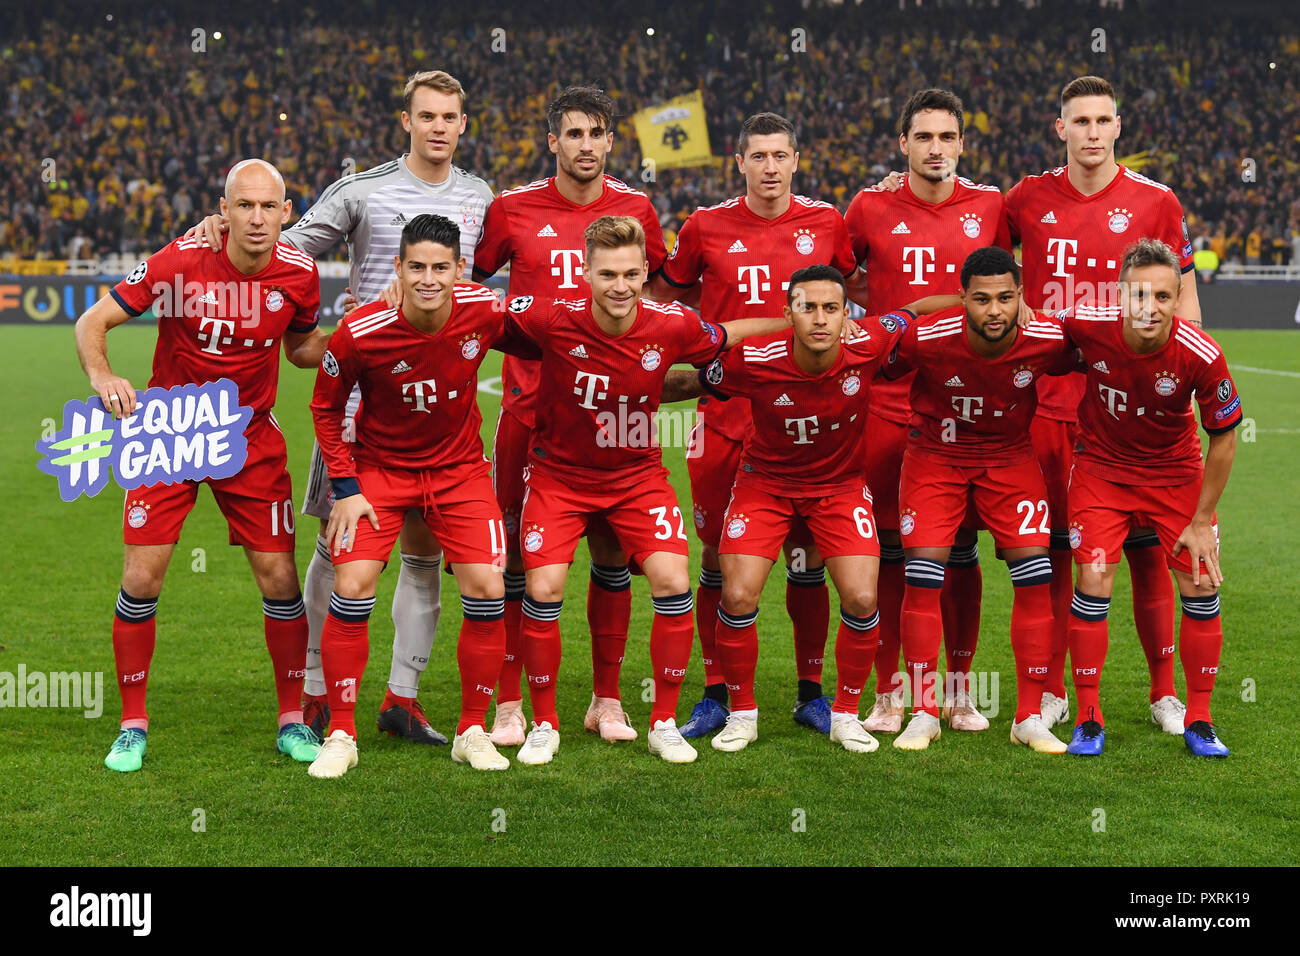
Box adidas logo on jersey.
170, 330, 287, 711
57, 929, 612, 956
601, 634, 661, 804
197, 290, 219, 305
391, 360, 412, 374
1093, 360, 1110, 374
537, 224, 558, 237
568, 344, 590, 358
391, 213, 407, 226
773, 393, 794, 406
728, 239, 748, 253
1040, 211, 1058, 224
945, 375, 965, 387
891, 221, 911, 235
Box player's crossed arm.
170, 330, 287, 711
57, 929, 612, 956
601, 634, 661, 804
74, 294, 139, 419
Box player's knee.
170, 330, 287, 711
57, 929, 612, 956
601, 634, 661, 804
332, 564, 377, 601
526, 576, 565, 604
120, 569, 163, 601
839, 589, 877, 619
720, 583, 760, 617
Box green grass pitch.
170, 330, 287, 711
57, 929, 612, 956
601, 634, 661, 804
2, 323, 1297, 866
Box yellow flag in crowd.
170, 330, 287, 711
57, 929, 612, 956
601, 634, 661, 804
633, 90, 713, 171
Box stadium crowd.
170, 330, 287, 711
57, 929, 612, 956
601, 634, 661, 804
2, 0, 1297, 265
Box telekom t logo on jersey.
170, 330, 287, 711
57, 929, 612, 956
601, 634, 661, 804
951, 396, 984, 422
737, 265, 772, 304
1098, 383, 1128, 419
550, 249, 585, 289
785, 415, 820, 444
401, 379, 438, 412
574, 371, 610, 409
902, 247, 936, 285
1046, 238, 1079, 278
198, 316, 236, 355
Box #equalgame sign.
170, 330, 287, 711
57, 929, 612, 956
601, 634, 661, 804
36, 379, 252, 501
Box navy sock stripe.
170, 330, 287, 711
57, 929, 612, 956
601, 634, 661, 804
462, 594, 506, 621
948, 542, 979, 568
1008, 555, 1053, 587
880, 543, 905, 563
115, 589, 158, 622
904, 558, 946, 589
400, 552, 442, 572
522, 595, 563, 622
503, 571, 526, 601
1070, 589, 1110, 622
263, 595, 306, 620
328, 592, 375, 622
1124, 531, 1161, 550
1049, 531, 1071, 551
590, 563, 632, 592
653, 590, 695, 617
841, 609, 880, 632
718, 606, 758, 628
1181, 593, 1221, 620
698, 567, 723, 590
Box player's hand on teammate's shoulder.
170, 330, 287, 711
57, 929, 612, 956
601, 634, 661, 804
180, 213, 230, 251
1172, 518, 1223, 589
326, 493, 380, 557
90, 372, 138, 419
342, 287, 359, 315
841, 317, 863, 340
1017, 297, 1036, 329
380, 278, 403, 310
870, 171, 904, 192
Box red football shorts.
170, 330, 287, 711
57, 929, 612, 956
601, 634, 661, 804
520, 467, 690, 569
719, 482, 880, 560
686, 421, 743, 549
899, 449, 1051, 550
1030, 415, 1077, 531
337, 460, 505, 567
861, 411, 908, 533
122, 414, 295, 552
1068, 468, 1217, 576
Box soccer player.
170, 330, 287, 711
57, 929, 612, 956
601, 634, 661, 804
1004, 76, 1202, 733
307, 214, 535, 777
1059, 238, 1239, 757
503, 216, 788, 766
471, 87, 668, 746
74, 159, 328, 772
843, 89, 1012, 735
883, 248, 1076, 754
661, 266, 947, 753
191, 71, 494, 746
645, 112, 858, 739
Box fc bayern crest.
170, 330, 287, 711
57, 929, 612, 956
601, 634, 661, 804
1154, 375, 1178, 397
127, 502, 149, 528
641, 348, 662, 371
1107, 208, 1131, 234
693, 504, 705, 529
960, 213, 982, 238
1012, 369, 1034, 389
795, 232, 815, 255
460, 201, 480, 228
1069, 525, 1083, 551
900, 514, 915, 536
264, 290, 284, 313
726, 517, 747, 539
841, 374, 861, 396
462, 337, 481, 360
524, 530, 544, 553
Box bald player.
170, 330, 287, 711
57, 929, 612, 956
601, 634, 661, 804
76, 158, 330, 772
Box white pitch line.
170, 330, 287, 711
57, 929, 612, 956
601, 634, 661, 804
477, 376, 503, 397
1234, 364, 1300, 379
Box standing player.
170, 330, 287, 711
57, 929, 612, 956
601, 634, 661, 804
662, 267, 947, 753
472, 87, 668, 746
1061, 239, 1239, 757
74, 159, 328, 772
645, 112, 858, 738
307, 215, 534, 777
504, 216, 788, 765
1005, 76, 1202, 732
843, 89, 1011, 735
884, 248, 1075, 754
193, 71, 494, 746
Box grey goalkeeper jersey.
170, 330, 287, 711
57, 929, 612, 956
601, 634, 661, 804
281, 155, 493, 302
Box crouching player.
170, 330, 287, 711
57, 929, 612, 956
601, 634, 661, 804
663, 265, 949, 753
503, 215, 789, 765
307, 214, 536, 777
1062, 238, 1240, 757
885, 248, 1078, 754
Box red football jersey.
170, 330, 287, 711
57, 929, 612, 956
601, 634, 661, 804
311, 284, 532, 478
1005, 164, 1194, 422
659, 194, 856, 442
502, 295, 724, 492
701, 311, 910, 496
472, 175, 667, 429
844, 175, 1011, 425
883, 307, 1075, 466
1063, 308, 1242, 487
111, 234, 320, 417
